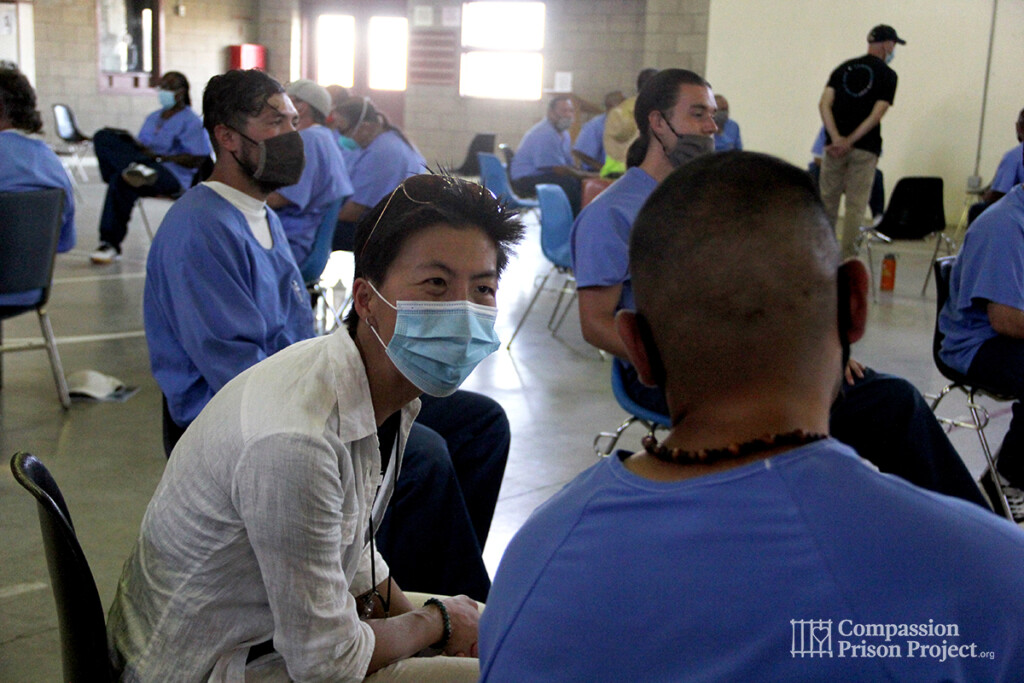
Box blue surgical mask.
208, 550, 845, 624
884, 47, 896, 65
157, 89, 177, 109
367, 282, 501, 397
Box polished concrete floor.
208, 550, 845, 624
0, 169, 1011, 680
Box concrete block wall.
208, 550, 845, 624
404, 0, 652, 168
24, 0, 709, 166
643, 0, 709, 72
256, 0, 299, 85
30, 0, 257, 145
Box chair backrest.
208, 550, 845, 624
498, 143, 515, 167
0, 189, 65, 304
10, 453, 114, 682
535, 184, 574, 268
932, 256, 955, 368
52, 104, 88, 144
876, 176, 946, 240
454, 133, 496, 176
610, 361, 670, 428
477, 152, 514, 198
299, 197, 346, 285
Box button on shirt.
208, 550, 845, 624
108, 330, 418, 682
510, 119, 572, 180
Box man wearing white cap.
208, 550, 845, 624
269, 79, 353, 265
819, 24, 904, 258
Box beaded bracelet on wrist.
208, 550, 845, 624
424, 597, 452, 650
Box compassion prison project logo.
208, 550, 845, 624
791, 619, 996, 661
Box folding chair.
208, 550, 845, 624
0, 189, 71, 408
593, 360, 671, 457
930, 256, 1017, 521
506, 184, 575, 348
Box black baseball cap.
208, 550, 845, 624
868, 24, 906, 44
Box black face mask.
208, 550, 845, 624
231, 129, 306, 192
661, 117, 715, 169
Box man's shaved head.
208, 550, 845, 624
630, 151, 841, 400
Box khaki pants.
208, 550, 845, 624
819, 148, 879, 258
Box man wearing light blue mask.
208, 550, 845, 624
89, 70, 212, 263
112, 171, 524, 682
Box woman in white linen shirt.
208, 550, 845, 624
106, 173, 524, 682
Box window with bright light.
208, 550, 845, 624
368, 16, 409, 91
459, 2, 545, 100
316, 15, 355, 88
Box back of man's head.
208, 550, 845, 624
630, 151, 841, 398
203, 69, 285, 152
636, 67, 658, 93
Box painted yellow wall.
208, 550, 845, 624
706, 0, 1024, 221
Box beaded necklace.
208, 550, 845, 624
641, 429, 827, 466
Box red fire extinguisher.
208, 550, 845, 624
880, 253, 896, 292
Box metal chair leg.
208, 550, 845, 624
506, 266, 555, 349
38, 310, 70, 409
967, 390, 1013, 520
922, 233, 955, 296
546, 272, 574, 330
550, 288, 577, 337
137, 200, 155, 241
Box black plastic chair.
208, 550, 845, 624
930, 256, 1015, 520
0, 189, 71, 408
452, 133, 495, 176
10, 452, 115, 681
52, 104, 92, 182
858, 176, 954, 298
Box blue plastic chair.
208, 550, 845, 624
298, 197, 346, 335
506, 184, 576, 348
593, 360, 671, 457
299, 197, 345, 285
477, 152, 540, 213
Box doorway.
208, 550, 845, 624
303, 0, 408, 127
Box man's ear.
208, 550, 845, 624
213, 124, 236, 154
838, 258, 869, 345
615, 310, 660, 388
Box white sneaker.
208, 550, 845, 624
122, 162, 158, 188
90, 244, 121, 264
981, 468, 1024, 522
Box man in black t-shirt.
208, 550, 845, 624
819, 24, 904, 257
